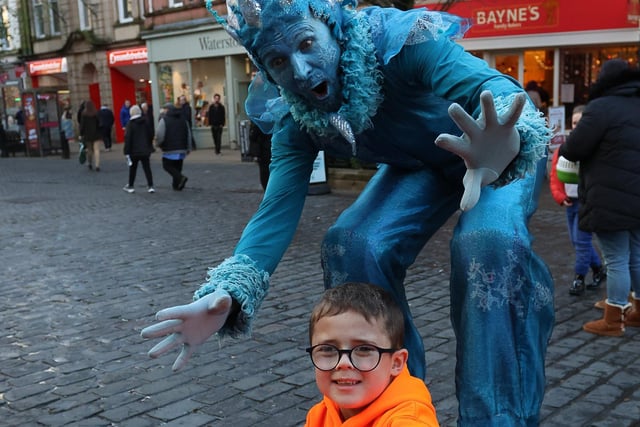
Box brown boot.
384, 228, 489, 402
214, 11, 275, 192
625, 292, 640, 327
583, 301, 629, 336
594, 293, 633, 310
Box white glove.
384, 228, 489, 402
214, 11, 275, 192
140, 289, 232, 371
435, 90, 525, 211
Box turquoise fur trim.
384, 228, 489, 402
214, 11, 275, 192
194, 254, 270, 337
279, 10, 384, 140
493, 94, 551, 187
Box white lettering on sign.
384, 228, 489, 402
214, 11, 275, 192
476, 6, 540, 29
29, 60, 62, 73
109, 49, 148, 65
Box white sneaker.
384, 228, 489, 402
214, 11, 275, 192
147, 187, 155, 193
123, 185, 135, 193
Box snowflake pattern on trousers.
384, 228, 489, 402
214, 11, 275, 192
468, 249, 553, 318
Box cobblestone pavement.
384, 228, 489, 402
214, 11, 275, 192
1, 147, 638, 427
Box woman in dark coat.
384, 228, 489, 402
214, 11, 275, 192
560, 58, 640, 336
123, 105, 155, 193
79, 100, 103, 171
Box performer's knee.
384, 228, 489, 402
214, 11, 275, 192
321, 224, 392, 286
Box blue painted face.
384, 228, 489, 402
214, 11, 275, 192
257, 16, 341, 112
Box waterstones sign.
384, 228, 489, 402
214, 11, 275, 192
147, 29, 246, 61
198, 35, 241, 52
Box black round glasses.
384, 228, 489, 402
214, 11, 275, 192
305, 344, 397, 372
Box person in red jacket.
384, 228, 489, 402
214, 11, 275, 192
549, 105, 604, 296
305, 282, 438, 426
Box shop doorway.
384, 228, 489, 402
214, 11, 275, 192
524, 49, 553, 114
494, 53, 520, 80
89, 82, 101, 109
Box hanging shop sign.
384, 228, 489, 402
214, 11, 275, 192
415, 0, 638, 37
107, 46, 148, 67
27, 57, 67, 76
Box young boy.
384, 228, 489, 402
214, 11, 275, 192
549, 105, 605, 296
305, 282, 439, 426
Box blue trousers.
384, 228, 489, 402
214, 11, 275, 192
566, 201, 601, 276
595, 229, 640, 306
321, 161, 554, 426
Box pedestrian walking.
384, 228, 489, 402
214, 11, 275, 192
15, 107, 25, 141
156, 103, 191, 191
123, 105, 155, 194
79, 100, 102, 171
559, 58, 640, 336
60, 108, 74, 159
249, 120, 271, 190
0, 119, 7, 157
141, 102, 156, 148
207, 93, 225, 155
120, 99, 132, 133
178, 95, 196, 150
98, 104, 115, 151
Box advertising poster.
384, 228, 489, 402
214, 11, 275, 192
22, 94, 39, 153
158, 64, 173, 105
548, 105, 565, 151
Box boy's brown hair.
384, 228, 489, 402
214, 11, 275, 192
308, 282, 405, 349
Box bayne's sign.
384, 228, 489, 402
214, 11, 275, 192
414, 0, 637, 37
107, 47, 148, 67
470, 3, 553, 33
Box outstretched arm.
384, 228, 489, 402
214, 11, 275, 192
435, 90, 525, 211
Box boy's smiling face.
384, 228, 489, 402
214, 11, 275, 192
310, 310, 407, 420
256, 15, 342, 112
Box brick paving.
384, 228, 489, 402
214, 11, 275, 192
1, 146, 638, 426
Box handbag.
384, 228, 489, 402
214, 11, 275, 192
78, 142, 86, 165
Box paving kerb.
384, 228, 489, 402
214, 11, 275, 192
1, 146, 638, 426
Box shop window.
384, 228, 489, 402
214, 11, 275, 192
32, 0, 60, 38
156, 58, 227, 128
495, 54, 519, 80
78, 0, 93, 30
169, 0, 184, 7
560, 45, 638, 127
157, 61, 189, 106
118, 0, 133, 23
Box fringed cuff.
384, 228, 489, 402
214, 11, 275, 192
193, 254, 270, 338
492, 93, 551, 188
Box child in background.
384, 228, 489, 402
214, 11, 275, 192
305, 282, 439, 426
549, 105, 605, 296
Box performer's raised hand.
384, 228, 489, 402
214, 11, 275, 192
435, 90, 525, 211
140, 289, 232, 371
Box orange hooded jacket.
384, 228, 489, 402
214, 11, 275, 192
305, 366, 439, 427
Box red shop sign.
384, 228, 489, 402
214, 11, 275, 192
416, 0, 637, 37
27, 57, 67, 76
107, 47, 148, 67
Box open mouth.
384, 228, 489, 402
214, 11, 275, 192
311, 81, 329, 99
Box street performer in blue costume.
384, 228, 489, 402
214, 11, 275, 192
142, 1, 554, 424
